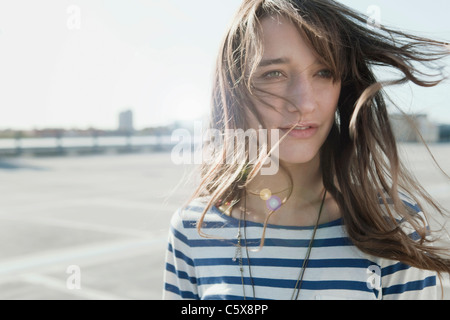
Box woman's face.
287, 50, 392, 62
248, 16, 341, 166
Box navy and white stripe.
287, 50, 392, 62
163, 197, 437, 300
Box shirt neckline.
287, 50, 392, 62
211, 205, 343, 231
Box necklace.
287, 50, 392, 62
234, 189, 328, 300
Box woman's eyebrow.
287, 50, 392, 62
258, 57, 323, 68
258, 57, 290, 67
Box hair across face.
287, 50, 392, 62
247, 15, 341, 165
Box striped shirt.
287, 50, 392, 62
163, 197, 437, 300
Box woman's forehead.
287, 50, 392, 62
258, 16, 321, 67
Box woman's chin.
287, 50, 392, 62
278, 150, 319, 166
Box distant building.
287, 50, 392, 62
389, 113, 439, 143
439, 125, 450, 142
118, 110, 134, 133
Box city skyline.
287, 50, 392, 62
0, 0, 450, 131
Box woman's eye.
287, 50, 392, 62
316, 69, 333, 79
262, 71, 284, 79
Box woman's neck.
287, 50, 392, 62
239, 154, 329, 226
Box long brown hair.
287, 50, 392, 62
188, 0, 450, 275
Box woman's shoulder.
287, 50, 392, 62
170, 197, 229, 230
379, 191, 429, 240
397, 192, 423, 214
379, 191, 424, 217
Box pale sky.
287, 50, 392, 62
0, 0, 449, 130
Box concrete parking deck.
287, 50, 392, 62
0, 144, 449, 299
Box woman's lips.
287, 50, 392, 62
279, 124, 319, 139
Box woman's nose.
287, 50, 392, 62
285, 76, 317, 115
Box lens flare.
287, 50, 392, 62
266, 196, 282, 211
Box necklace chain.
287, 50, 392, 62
234, 189, 327, 300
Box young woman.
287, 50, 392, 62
163, 0, 450, 300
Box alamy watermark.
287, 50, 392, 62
367, 5, 381, 30
366, 265, 382, 291
171, 121, 280, 176
67, 5, 81, 31
66, 265, 81, 290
